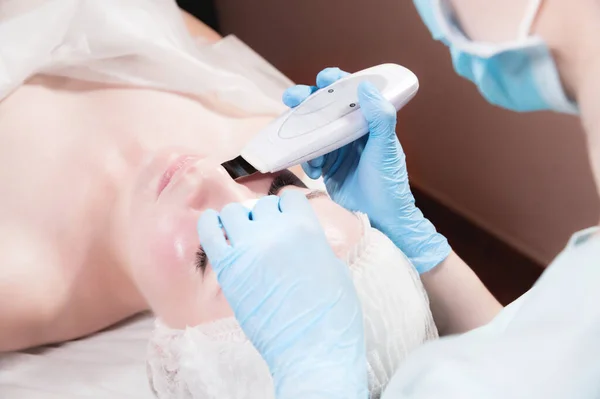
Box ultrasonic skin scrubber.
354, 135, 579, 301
221, 64, 419, 179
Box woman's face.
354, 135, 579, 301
122, 150, 364, 328
0, 71, 365, 334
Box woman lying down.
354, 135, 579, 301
0, 5, 500, 399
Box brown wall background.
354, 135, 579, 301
215, 0, 599, 265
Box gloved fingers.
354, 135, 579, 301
355, 134, 368, 153
320, 150, 341, 175
219, 203, 252, 246
279, 190, 315, 217
282, 85, 317, 108
301, 162, 323, 180
316, 67, 350, 88
324, 145, 351, 176
251, 195, 282, 220
307, 155, 325, 168
197, 209, 230, 265
301, 155, 325, 179
357, 81, 397, 140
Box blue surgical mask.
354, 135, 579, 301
412, 0, 578, 114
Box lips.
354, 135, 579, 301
157, 155, 199, 197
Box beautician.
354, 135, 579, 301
197, 0, 600, 397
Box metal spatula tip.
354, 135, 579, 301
221, 155, 258, 180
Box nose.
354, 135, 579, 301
186, 159, 256, 211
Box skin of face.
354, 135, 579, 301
118, 151, 363, 329
0, 68, 364, 348
445, 0, 531, 42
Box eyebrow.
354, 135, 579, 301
305, 189, 328, 200
267, 171, 329, 200
267, 170, 307, 195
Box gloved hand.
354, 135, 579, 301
197, 191, 368, 399
282, 67, 451, 273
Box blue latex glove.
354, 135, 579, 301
282, 67, 451, 273
197, 191, 368, 399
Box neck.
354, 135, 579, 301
100, 155, 149, 313
95, 200, 148, 313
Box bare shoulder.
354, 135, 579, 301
0, 226, 69, 351
180, 9, 221, 42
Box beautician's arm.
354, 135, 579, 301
421, 251, 503, 335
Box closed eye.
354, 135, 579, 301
195, 247, 207, 273
268, 170, 307, 195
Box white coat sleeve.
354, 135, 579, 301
382, 229, 600, 399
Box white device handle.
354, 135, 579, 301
241, 64, 419, 174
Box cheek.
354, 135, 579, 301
129, 213, 200, 306
130, 211, 234, 325
449, 0, 527, 42
310, 199, 363, 259
146, 216, 198, 275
